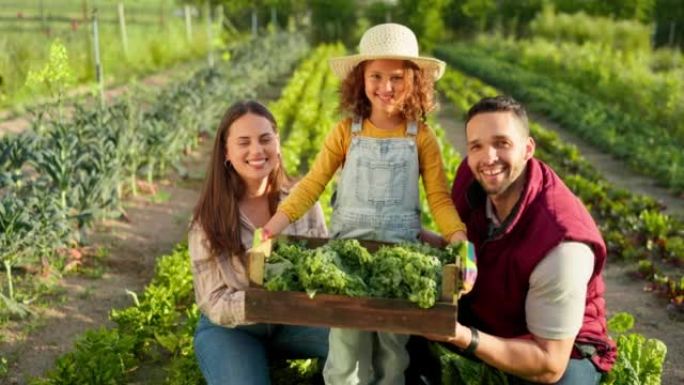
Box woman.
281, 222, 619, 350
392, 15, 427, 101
189, 100, 328, 385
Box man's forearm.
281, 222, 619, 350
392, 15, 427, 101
447, 327, 574, 384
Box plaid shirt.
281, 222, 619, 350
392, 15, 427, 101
189, 197, 327, 326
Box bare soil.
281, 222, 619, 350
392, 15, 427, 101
0, 144, 209, 385
0, 85, 682, 384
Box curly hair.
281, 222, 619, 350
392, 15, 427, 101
338, 60, 436, 122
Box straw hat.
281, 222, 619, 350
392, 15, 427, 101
329, 23, 446, 81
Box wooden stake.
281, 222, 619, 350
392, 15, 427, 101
205, 2, 214, 67
118, 3, 129, 58
184, 5, 193, 41
92, 9, 104, 107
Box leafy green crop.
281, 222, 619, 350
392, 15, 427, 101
264, 239, 464, 308
602, 312, 667, 385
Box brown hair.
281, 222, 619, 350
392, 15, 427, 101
192, 100, 288, 258
338, 60, 436, 122
466, 95, 530, 136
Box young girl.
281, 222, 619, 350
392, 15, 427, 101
190, 100, 329, 385
263, 23, 466, 385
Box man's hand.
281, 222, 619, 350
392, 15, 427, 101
424, 321, 469, 348
429, 324, 575, 384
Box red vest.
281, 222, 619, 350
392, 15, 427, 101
451, 158, 617, 372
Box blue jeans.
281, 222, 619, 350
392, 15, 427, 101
194, 315, 329, 385
507, 358, 602, 385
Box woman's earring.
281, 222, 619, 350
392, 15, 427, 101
224, 159, 232, 169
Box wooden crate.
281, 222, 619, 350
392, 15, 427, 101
244, 236, 460, 336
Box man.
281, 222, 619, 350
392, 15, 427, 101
431, 95, 616, 384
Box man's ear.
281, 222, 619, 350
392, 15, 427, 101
525, 137, 535, 160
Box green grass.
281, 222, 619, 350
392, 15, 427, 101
0, 1, 215, 110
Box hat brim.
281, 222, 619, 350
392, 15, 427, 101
329, 54, 446, 81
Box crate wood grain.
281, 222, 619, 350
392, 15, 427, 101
244, 289, 458, 336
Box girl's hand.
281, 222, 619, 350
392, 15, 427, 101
419, 229, 447, 248
262, 212, 291, 240
449, 230, 468, 244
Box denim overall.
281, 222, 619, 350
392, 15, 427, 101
323, 119, 421, 385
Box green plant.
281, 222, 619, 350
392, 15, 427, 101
23, 39, 74, 119
602, 313, 667, 385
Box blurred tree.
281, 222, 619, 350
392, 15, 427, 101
654, 0, 684, 48
443, 0, 661, 38
553, 0, 654, 22
395, 0, 452, 52
309, 0, 358, 45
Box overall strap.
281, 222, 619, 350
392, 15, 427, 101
351, 117, 363, 135
407, 121, 418, 137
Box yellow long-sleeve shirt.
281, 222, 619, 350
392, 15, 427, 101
278, 118, 466, 239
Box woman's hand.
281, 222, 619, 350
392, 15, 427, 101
262, 212, 291, 240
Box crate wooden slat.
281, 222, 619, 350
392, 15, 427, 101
244, 289, 458, 336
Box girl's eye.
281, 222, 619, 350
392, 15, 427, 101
391, 76, 403, 82
238, 141, 250, 147
260, 137, 272, 144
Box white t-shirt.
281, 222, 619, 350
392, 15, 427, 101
486, 199, 594, 339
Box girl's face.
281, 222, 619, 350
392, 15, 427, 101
364, 59, 407, 117
225, 113, 280, 186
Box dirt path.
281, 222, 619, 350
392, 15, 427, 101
436, 98, 684, 385
530, 114, 684, 220
0, 144, 209, 384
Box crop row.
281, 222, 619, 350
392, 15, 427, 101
470, 33, 684, 145
269, 43, 345, 221
0, 32, 309, 321
435, 43, 684, 193
32, 41, 331, 385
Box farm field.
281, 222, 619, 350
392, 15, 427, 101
0, 42, 678, 385
2, 1, 684, 384
0, 0, 215, 111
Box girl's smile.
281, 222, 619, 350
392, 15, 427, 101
364, 59, 407, 119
